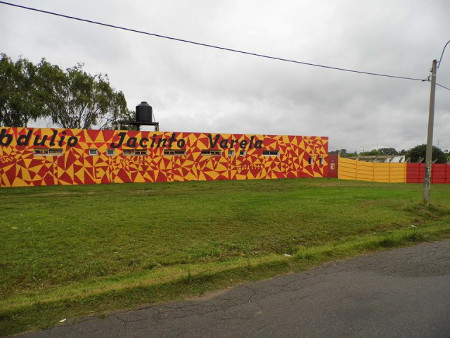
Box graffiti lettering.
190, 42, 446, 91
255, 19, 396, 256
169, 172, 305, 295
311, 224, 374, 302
207, 134, 263, 149
0, 129, 78, 147
1, 129, 263, 151
0, 129, 13, 146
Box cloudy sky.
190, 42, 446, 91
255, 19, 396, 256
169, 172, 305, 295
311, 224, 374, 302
1, 0, 449, 152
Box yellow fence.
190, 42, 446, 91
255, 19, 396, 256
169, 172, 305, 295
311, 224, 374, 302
338, 157, 406, 183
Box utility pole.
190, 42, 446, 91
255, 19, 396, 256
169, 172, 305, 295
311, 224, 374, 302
423, 59, 437, 207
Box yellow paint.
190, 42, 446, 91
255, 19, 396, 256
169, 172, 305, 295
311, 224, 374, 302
338, 157, 406, 183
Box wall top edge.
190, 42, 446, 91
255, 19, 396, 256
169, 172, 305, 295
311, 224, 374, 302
0, 126, 328, 140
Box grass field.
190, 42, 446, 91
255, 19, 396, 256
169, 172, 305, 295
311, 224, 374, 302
1, 178, 450, 335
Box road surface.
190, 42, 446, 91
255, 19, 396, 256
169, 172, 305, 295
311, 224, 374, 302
21, 239, 450, 337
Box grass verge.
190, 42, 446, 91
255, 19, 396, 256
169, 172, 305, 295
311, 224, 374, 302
1, 178, 449, 335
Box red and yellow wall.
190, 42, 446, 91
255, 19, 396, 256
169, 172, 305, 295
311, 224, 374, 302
0, 127, 329, 187
337, 157, 450, 184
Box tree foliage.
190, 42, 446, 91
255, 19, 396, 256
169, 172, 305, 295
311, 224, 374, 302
359, 148, 399, 156
0, 54, 45, 127
360, 149, 380, 156
378, 147, 398, 156
0, 53, 132, 129
406, 144, 447, 164
329, 149, 359, 158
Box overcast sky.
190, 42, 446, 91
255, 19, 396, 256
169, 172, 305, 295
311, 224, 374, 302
1, 0, 449, 152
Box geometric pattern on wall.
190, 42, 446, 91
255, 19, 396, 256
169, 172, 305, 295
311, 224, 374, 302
0, 127, 329, 187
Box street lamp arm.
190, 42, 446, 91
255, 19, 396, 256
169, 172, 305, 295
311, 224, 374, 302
437, 40, 450, 68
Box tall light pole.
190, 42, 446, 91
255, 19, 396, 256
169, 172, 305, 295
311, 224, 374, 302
423, 60, 437, 207
423, 40, 449, 207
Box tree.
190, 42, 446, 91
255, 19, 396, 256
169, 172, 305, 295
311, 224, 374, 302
359, 148, 399, 156
38, 61, 130, 129
1, 53, 132, 129
0, 54, 46, 127
329, 149, 349, 156
406, 144, 447, 164
378, 147, 398, 156
360, 149, 380, 156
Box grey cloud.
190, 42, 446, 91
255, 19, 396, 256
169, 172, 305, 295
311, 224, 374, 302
0, 0, 449, 152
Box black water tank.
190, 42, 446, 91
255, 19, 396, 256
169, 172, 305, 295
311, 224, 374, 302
136, 101, 153, 123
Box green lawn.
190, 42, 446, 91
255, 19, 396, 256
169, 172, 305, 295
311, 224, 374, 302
1, 178, 449, 335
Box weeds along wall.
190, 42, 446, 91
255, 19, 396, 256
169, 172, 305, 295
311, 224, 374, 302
0, 127, 329, 187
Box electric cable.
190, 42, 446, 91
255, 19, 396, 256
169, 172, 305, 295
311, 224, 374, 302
0, 1, 429, 82
437, 83, 450, 91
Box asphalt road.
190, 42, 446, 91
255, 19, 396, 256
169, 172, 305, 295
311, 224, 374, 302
21, 239, 450, 338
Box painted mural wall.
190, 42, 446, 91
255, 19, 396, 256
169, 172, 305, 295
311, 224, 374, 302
0, 127, 329, 187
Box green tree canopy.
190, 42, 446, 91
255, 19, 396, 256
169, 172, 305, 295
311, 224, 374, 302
1, 53, 133, 129
360, 149, 380, 156
0, 54, 45, 127
406, 144, 447, 164
378, 147, 398, 156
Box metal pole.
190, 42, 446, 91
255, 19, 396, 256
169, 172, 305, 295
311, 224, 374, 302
423, 59, 437, 207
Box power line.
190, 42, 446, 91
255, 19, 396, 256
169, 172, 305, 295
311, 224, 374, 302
0, 1, 428, 82
437, 83, 450, 91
